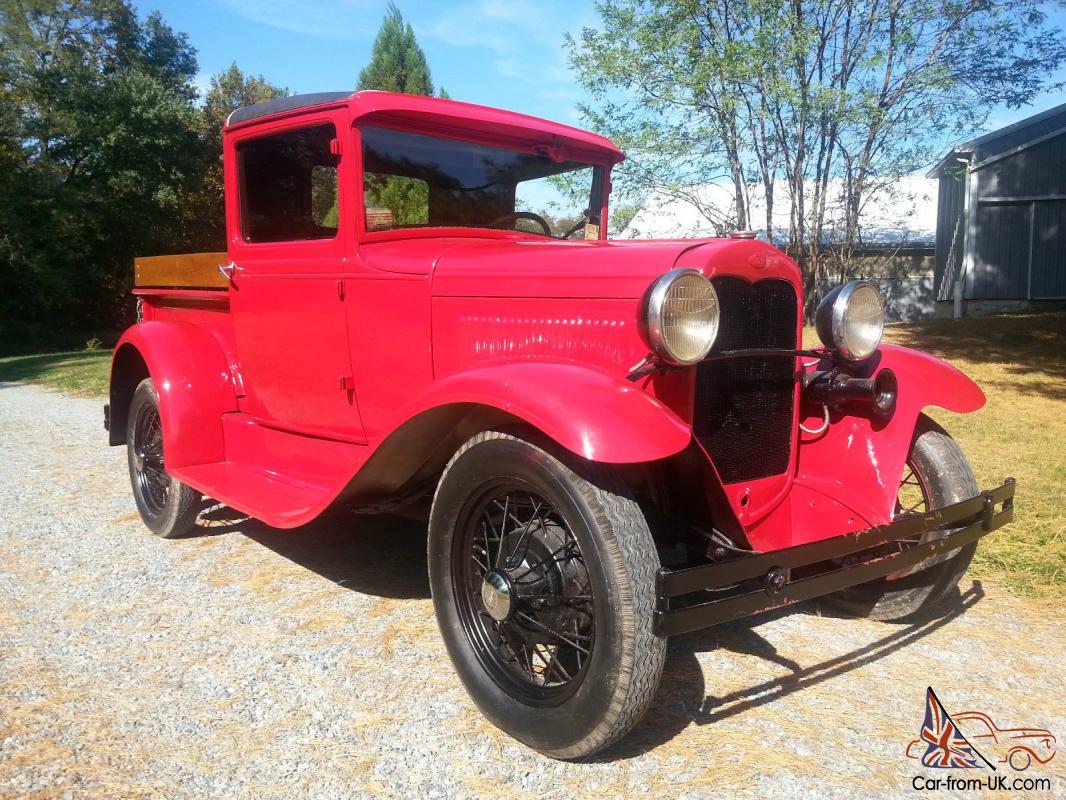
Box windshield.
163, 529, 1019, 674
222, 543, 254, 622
360, 125, 605, 239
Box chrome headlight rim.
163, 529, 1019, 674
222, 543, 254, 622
644, 268, 720, 365
816, 280, 885, 361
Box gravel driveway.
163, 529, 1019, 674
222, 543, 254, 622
1, 381, 1062, 799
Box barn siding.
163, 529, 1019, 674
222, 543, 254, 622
934, 108, 1066, 309
933, 170, 966, 301
975, 135, 1066, 198
970, 107, 1066, 162
972, 203, 1031, 299
1031, 200, 1066, 298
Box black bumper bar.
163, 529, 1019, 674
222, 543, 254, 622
654, 479, 1016, 636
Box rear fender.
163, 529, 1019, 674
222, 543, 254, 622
109, 322, 237, 469
795, 343, 985, 533
409, 362, 692, 464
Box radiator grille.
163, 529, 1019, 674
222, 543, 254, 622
693, 277, 798, 484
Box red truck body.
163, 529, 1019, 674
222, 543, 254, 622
106, 90, 1014, 756
111, 91, 985, 543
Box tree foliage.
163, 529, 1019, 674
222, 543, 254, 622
357, 2, 435, 96
357, 2, 448, 226
568, 0, 1066, 306
0, 0, 205, 346
0, 1, 287, 350
189, 64, 287, 248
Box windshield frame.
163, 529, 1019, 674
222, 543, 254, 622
353, 120, 612, 244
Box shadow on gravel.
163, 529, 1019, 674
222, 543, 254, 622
178, 502, 988, 760
599, 581, 986, 760
184, 502, 431, 599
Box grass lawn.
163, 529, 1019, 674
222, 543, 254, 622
2, 312, 1063, 596
0, 350, 111, 397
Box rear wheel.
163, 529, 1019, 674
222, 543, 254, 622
428, 431, 666, 759
825, 415, 978, 621
127, 378, 201, 538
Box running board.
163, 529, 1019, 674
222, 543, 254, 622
174, 461, 332, 527
170, 413, 366, 528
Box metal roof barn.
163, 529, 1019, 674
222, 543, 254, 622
929, 102, 1066, 317
620, 176, 939, 245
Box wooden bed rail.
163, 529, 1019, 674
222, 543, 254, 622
134, 252, 230, 289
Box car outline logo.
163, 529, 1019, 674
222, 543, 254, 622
906, 701, 1057, 771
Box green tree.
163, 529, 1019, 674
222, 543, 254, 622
0, 0, 204, 347
569, 0, 1066, 309
357, 2, 434, 95
357, 2, 448, 226
186, 64, 287, 248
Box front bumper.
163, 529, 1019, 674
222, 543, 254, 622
654, 479, 1016, 636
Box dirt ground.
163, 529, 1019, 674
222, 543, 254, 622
0, 382, 1062, 799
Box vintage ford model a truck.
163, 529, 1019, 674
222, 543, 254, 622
106, 90, 1015, 759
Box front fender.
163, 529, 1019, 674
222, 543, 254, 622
795, 344, 985, 534
111, 322, 237, 469
411, 362, 692, 463
876, 343, 985, 413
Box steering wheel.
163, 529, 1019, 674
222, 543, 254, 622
562, 217, 588, 239
490, 211, 552, 236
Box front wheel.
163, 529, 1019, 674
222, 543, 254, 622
825, 415, 979, 621
428, 431, 666, 759
126, 378, 201, 538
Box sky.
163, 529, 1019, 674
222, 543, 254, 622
134, 0, 596, 126
134, 0, 1066, 158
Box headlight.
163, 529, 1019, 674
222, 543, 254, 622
815, 280, 885, 360
643, 269, 720, 365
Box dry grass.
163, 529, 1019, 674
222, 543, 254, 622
873, 312, 1063, 596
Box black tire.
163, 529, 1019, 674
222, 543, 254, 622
126, 378, 201, 539
428, 431, 666, 759
825, 415, 979, 621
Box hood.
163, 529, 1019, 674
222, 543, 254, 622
361, 235, 799, 298
431, 238, 712, 298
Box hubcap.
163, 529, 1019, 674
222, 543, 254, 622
481, 570, 515, 621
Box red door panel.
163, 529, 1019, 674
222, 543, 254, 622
229, 264, 364, 441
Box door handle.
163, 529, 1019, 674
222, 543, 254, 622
217, 261, 238, 282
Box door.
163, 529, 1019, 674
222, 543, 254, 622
226, 113, 364, 441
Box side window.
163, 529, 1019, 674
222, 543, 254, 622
239, 124, 338, 243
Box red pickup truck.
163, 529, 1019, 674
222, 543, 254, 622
106, 90, 1014, 758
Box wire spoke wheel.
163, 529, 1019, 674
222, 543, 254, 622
883, 459, 932, 580
430, 431, 666, 757
453, 485, 596, 705
133, 402, 169, 516
895, 464, 928, 517
125, 379, 201, 539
